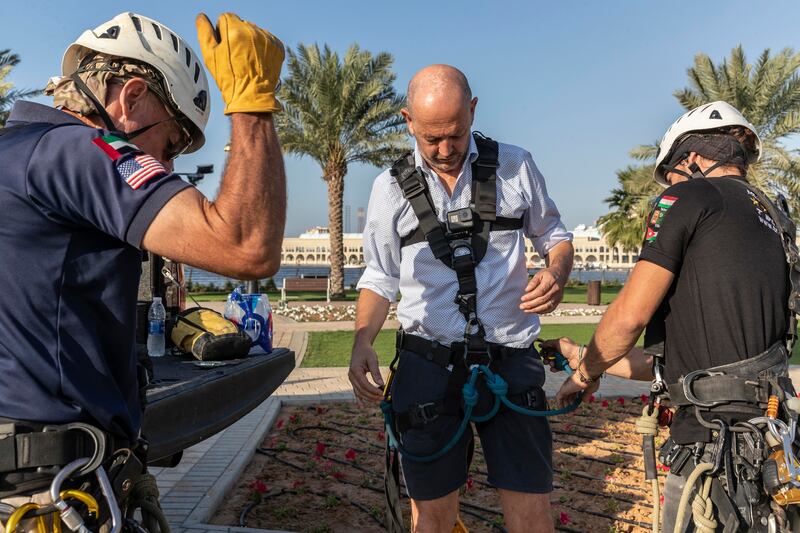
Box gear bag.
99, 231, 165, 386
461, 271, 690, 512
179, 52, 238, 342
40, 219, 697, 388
170, 307, 252, 361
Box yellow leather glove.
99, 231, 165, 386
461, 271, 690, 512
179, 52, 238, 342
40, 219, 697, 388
195, 12, 285, 114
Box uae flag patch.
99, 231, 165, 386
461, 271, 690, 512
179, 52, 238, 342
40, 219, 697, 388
92, 134, 138, 161
116, 154, 167, 189
645, 195, 678, 243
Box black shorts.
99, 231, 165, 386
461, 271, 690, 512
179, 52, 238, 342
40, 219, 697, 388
390, 345, 553, 501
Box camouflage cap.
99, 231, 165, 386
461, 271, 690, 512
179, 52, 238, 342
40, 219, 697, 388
45, 52, 174, 117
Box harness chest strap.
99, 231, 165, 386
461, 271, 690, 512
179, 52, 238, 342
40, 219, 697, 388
389, 133, 523, 331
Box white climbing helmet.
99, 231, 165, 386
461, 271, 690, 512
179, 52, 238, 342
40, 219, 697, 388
653, 100, 761, 186
62, 12, 209, 153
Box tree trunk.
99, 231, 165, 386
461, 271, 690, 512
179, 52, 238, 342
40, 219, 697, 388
327, 168, 346, 298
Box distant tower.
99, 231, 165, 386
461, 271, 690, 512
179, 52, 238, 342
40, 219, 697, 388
344, 205, 351, 233
357, 207, 366, 233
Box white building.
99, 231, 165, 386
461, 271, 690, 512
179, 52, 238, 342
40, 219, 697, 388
281, 225, 640, 269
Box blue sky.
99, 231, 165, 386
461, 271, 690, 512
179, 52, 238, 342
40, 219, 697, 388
4, 1, 800, 236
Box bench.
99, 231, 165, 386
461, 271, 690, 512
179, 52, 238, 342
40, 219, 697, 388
281, 276, 330, 304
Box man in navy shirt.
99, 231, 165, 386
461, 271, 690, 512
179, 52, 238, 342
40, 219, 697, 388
0, 11, 286, 509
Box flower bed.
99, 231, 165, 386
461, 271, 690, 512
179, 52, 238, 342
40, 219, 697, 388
210, 397, 665, 532
274, 304, 602, 322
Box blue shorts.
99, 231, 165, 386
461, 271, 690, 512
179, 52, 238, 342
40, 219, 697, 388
390, 345, 553, 500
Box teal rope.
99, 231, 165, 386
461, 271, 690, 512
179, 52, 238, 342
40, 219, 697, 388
383, 352, 582, 463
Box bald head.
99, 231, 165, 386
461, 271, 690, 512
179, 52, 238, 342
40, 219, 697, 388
407, 65, 472, 117
401, 65, 477, 177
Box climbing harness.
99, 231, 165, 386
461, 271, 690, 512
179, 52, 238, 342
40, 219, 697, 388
638, 183, 800, 532
380, 133, 583, 532
0, 423, 170, 533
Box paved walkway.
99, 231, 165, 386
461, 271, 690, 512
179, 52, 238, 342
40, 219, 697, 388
152, 302, 800, 532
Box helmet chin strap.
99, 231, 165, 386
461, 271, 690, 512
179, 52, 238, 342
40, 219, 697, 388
69, 72, 166, 142
662, 160, 728, 183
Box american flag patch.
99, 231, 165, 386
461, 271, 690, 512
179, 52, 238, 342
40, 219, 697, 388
116, 154, 167, 189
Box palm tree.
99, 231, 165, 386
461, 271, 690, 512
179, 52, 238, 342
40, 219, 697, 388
277, 43, 408, 297
0, 50, 42, 126
601, 45, 800, 247
597, 163, 656, 252
675, 45, 800, 209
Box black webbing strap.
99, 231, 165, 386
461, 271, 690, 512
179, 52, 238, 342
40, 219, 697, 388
390, 153, 451, 262
666, 376, 766, 408
0, 427, 104, 472
400, 217, 523, 248
469, 134, 499, 266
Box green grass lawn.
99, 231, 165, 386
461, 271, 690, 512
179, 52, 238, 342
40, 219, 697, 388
302, 323, 800, 367
561, 285, 621, 305
302, 324, 613, 367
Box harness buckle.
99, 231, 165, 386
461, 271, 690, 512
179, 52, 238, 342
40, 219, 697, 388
681, 369, 727, 408
398, 173, 426, 199
463, 344, 492, 368
413, 402, 439, 425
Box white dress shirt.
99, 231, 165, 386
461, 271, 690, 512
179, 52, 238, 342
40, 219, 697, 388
357, 134, 572, 348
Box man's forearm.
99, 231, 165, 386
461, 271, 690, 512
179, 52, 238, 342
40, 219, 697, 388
214, 113, 287, 270
603, 347, 654, 381
544, 240, 574, 284
354, 289, 391, 348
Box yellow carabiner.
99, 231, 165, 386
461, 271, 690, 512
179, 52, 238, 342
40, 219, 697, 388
4, 503, 47, 533
60, 490, 99, 518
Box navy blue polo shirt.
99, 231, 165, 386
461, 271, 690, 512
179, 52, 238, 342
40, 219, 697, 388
0, 102, 190, 441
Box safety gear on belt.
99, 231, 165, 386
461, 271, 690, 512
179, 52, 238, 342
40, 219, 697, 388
654, 100, 761, 186
196, 13, 285, 114
62, 12, 210, 152
170, 307, 252, 361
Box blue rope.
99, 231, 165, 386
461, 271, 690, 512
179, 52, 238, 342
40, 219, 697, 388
383, 352, 582, 463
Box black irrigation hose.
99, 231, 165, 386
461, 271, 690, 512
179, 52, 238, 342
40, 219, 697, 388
557, 449, 635, 467
553, 436, 640, 458
290, 424, 384, 450
239, 488, 384, 528
272, 414, 656, 530
458, 507, 508, 532
260, 446, 376, 475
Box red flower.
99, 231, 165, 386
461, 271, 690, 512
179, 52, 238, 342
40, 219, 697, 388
617, 397, 625, 406
601, 399, 609, 408
345, 448, 357, 461
660, 494, 665, 505
332, 470, 345, 480
315, 441, 326, 457
657, 464, 671, 472
315, 406, 327, 414
377, 430, 386, 442
250, 479, 267, 494
291, 479, 305, 489
559, 512, 570, 525
289, 414, 299, 423
275, 419, 284, 429
466, 477, 474, 491
564, 423, 573, 432
588, 394, 596, 403
641, 394, 649, 405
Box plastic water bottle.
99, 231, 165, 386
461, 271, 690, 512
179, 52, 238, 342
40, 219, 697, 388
147, 297, 166, 358
254, 294, 273, 353
223, 286, 246, 326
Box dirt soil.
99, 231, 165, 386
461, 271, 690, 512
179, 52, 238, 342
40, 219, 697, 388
210, 397, 667, 532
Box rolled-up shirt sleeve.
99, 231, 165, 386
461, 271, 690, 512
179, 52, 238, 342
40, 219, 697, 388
520, 152, 572, 256
357, 172, 401, 302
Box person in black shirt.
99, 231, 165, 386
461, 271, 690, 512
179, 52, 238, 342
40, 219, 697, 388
543, 101, 798, 532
